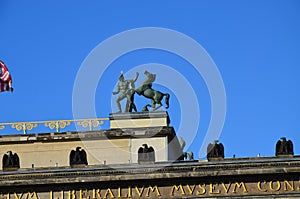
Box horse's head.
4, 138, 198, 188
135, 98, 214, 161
144, 70, 150, 76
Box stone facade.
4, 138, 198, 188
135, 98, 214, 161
0, 156, 299, 198
0, 112, 299, 198
0, 126, 182, 169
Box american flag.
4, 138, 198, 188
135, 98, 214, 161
0, 61, 13, 92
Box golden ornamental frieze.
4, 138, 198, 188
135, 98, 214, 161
0, 118, 109, 134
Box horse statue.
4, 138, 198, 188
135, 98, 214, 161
135, 71, 170, 111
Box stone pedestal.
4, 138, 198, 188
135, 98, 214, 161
207, 157, 224, 161
2, 167, 19, 172
109, 111, 170, 129
277, 154, 294, 158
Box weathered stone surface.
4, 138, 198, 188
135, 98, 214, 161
109, 111, 170, 129
0, 156, 299, 198
0, 127, 182, 169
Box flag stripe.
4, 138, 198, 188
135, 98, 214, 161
0, 61, 13, 92
2, 71, 9, 81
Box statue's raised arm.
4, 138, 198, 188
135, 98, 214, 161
129, 72, 139, 89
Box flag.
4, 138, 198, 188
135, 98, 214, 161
0, 61, 13, 92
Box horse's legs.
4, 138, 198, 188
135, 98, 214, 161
155, 92, 169, 109
151, 100, 156, 108
152, 92, 163, 109
131, 92, 137, 112
128, 101, 137, 112
152, 93, 163, 111
164, 93, 170, 109
152, 103, 162, 111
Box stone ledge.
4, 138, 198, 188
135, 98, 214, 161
0, 126, 176, 144
0, 157, 299, 186
109, 111, 169, 120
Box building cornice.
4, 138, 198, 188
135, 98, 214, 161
0, 156, 299, 187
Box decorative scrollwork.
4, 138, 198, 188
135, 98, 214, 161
45, 121, 57, 130
91, 120, 104, 128
26, 123, 38, 131
76, 119, 105, 130
12, 123, 25, 131
0, 125, 5, 130
77, 120, 90, 129
44, 121, 71, 132
11, 123, 38, 134
1, 118, 108, 134
59, 121, 71, 129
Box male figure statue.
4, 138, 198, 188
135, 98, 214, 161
112, 72, 139, 113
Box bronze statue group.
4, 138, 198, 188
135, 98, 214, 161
112, 70, 169, 113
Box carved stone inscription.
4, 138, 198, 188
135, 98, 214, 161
1, 180, 300, 198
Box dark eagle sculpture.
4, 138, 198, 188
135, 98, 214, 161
276, 137, 294, 156
138, 144, 155, 163
2, 151, 20, 170
69, 147, 88, 166
207, 140, 224, 160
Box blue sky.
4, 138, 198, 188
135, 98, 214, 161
0, 1, 300, 159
